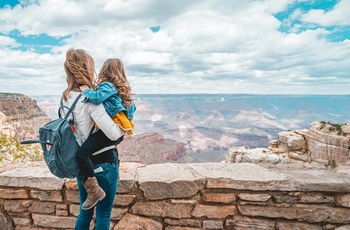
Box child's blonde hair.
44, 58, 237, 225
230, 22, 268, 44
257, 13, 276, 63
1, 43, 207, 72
98, 58, 133, 107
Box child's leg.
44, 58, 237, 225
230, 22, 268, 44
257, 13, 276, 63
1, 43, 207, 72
76, 129, 123, 180
75, 129, 123, 210
75, 129, 109, 210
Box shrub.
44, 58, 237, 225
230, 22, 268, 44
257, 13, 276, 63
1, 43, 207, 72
319, 121, 346, 136
0, 132, 43, 163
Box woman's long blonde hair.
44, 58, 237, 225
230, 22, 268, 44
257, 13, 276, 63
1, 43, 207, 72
63, 48, 96, 101
98, 58, 133, 107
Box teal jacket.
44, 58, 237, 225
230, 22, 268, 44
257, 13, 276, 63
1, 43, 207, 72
81, 82, 136, 119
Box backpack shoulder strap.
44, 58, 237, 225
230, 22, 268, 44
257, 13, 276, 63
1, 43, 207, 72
21, 94, 83, 145
59, 94, 82, 120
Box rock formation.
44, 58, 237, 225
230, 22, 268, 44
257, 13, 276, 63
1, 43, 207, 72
306, 121, 350, 164
226, 146, 285, 164
226, 121, 350, 167
118, 132, 187, 164
0, 93, 50, 141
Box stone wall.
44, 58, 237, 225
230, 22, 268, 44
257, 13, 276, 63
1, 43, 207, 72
1, 162, 350, 230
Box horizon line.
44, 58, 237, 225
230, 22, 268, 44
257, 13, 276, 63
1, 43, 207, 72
26, 93, 350, 97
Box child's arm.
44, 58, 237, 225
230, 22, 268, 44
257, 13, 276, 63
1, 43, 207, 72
126, 101, 136, 119
82, 82, 118, 105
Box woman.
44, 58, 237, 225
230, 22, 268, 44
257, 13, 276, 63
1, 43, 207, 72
62, 48, 124, 230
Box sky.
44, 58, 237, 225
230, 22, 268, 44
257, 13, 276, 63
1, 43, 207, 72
0, 0, 350, 96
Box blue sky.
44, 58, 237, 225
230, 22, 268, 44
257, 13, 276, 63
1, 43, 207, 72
0, 0, 350, 95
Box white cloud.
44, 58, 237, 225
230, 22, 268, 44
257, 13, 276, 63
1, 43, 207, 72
0, 0, 350, 96
0, 35, 19, 47
301, 0, 350, 26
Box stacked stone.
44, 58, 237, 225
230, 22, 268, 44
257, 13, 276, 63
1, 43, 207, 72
1, 162, 350, 229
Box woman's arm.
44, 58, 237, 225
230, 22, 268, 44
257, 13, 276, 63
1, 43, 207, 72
89, 103, 124, 141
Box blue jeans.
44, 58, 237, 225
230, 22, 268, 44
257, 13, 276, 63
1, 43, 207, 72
75, 162, 119, 230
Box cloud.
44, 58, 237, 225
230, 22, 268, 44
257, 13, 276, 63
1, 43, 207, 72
301, 0, 350, 26
0, 35, 19, 47
0, 0, 350, 96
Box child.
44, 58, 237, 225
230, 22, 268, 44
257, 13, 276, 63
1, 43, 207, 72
76, 58, 136, 210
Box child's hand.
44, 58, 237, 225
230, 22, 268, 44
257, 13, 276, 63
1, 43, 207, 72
79, 85, 89, 91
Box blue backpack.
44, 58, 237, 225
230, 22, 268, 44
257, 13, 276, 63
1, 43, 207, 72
21, 94, 83, 178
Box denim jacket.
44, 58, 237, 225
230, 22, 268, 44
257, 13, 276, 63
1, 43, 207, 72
81, 82, 136, 119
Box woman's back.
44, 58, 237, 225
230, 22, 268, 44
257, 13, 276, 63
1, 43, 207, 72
62, 91, 123, 147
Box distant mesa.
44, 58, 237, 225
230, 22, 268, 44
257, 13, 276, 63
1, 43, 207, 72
118, 132, 187, 164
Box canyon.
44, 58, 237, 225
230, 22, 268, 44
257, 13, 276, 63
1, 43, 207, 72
2, 93, 350, 165
34, 94, 350, 163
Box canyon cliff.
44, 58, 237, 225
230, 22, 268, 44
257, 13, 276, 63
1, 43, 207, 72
0, 93, 50, 141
